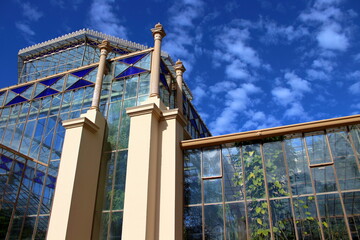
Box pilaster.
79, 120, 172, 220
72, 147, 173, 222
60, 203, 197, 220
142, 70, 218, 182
47, 109, 106, 240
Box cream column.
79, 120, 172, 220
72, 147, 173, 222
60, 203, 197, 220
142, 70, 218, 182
150, 23, 166, 98
174, 60, 186, 114
122, 103, 162, 240
158, 109, 186, 240
46, 109, 106, 240
91, 40, 111, 110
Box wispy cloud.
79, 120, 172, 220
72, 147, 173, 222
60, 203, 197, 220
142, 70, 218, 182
163, 0, 205, 73
21, 2, 43, 21
15, 23, 35, 37
88, 0, 127, 39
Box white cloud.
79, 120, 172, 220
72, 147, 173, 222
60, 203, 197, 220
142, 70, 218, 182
306, 69, 330, 80
89, 0, 127, 39
347, 71, 360, 79
316, 24, 349, 51
16, 22, 35, 36
242, 111, 281, 130
263, 22, 309, 43
21, 2, 43, 21
285, 72, 311, 93
355, 53, 360, 62
192, 85, 207, 105
272, 87, 294, 106
209, 83, 261, 135
349, 82, 360, 95
209, 81, 237, 94
285, 102, 308, 118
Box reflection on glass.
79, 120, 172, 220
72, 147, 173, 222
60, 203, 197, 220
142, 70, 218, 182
263, 141, 289, 198
225, 202, 247, 239
222, 145, 244, 201
328, 130, 360, 191
112, 151, 127, 210
285, 137, 313, 195
184, 150, 202, 205
242, 144, 266, 199
204, 205, 224, 240
305, 132, 331, 165
312, 166, 337, 193
109, 212, 123, 240
317, 194, 349, 239
204, 179, 222, 203
247, 200, 271, 239
342, 192, 360, 239
270, 199, 296, 239
202, 147, 221, 178
184, 206, 202, 240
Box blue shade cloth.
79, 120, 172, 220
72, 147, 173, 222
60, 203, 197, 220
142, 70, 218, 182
160, 74, 169, 91
17, 162, 25, 168
201, 124, 208, 134
47, 183, 55, 189
71, 66, 96, 78
66, 79, 94, 91
160, 61, 169, 74
48, 175, 56, 183
34, 178, 43, 184
34, 88, 59, 99
0, 91, 4, 96
1, 155, 12, 163
0, 163, 10, 171
36, 171, 45, 177
116, 66, 147, 78
5, 95, 28, 106
118, 54, 146, 65
40, 76, 64, 86
11, 84, 33, 94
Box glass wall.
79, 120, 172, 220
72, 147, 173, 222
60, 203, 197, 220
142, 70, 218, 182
184, 125, 360, 239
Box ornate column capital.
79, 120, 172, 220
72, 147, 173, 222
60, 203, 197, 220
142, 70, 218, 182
151, 23, 166, 40
174, 59, 186, 76
98, 40, 112, 55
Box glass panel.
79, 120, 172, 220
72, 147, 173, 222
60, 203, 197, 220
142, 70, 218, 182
222, 144, 244, 201
312, 166, 337, 193
117, 66, 146, 78
285, 137, 313, 195
317, 194, 349, 239
134, 53, 151, 70
34, 216, 49, 239
103, 152, 115, 211
110, 80, 124, 102
305, 132, 332, 165
114, 62, 128, 78
263, 140, 290, 198
107, 101, 122, 149
293, 195, 321, 239
270, 198, 296, 239
184, 149, 202, 205
204, 204, 224, 240
138, 73, 150, 96
100, 212, 109, 239
202, 147, 221, 178
328, 130, 360, 191
225, 202, 247, 239
70, 66, 96, 78
34, 88, 59, 99
242, 143, 266, 199
112, 151, 128, 210
184, 206, 202, 240
66, 79, 93, 91
40, 75, 63, 86
12, 84, 32, 94
124, 76, 138, 99
342, 192, 360, 239
204, 179, 222, 203
109, 211, 123, 239
247, 200, 271, 239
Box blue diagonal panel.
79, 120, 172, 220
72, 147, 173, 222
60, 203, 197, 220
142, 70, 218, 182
71, 67, 96, 78
66, 79, 94, 91
118, 54, 146, 65
5, 95, 28, 106
11, 84, 33, 94
40, 76, 63, 86
160, 61, 169, 74
116, 66, 147, 78
34, 88, 59, 99
1, 155, 12, 163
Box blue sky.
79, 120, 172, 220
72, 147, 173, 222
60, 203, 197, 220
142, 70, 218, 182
1, 0, 360, 135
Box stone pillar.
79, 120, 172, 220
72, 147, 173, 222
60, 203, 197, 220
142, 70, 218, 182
174, 60, 186, 114
150, 23, 166, 98
91, 40, 111, 110
46, 109, 106, 240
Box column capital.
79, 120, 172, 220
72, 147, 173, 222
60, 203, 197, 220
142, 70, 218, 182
98, 40, 112, 55
151, 23, 166, 40
174, 59, 186, 76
